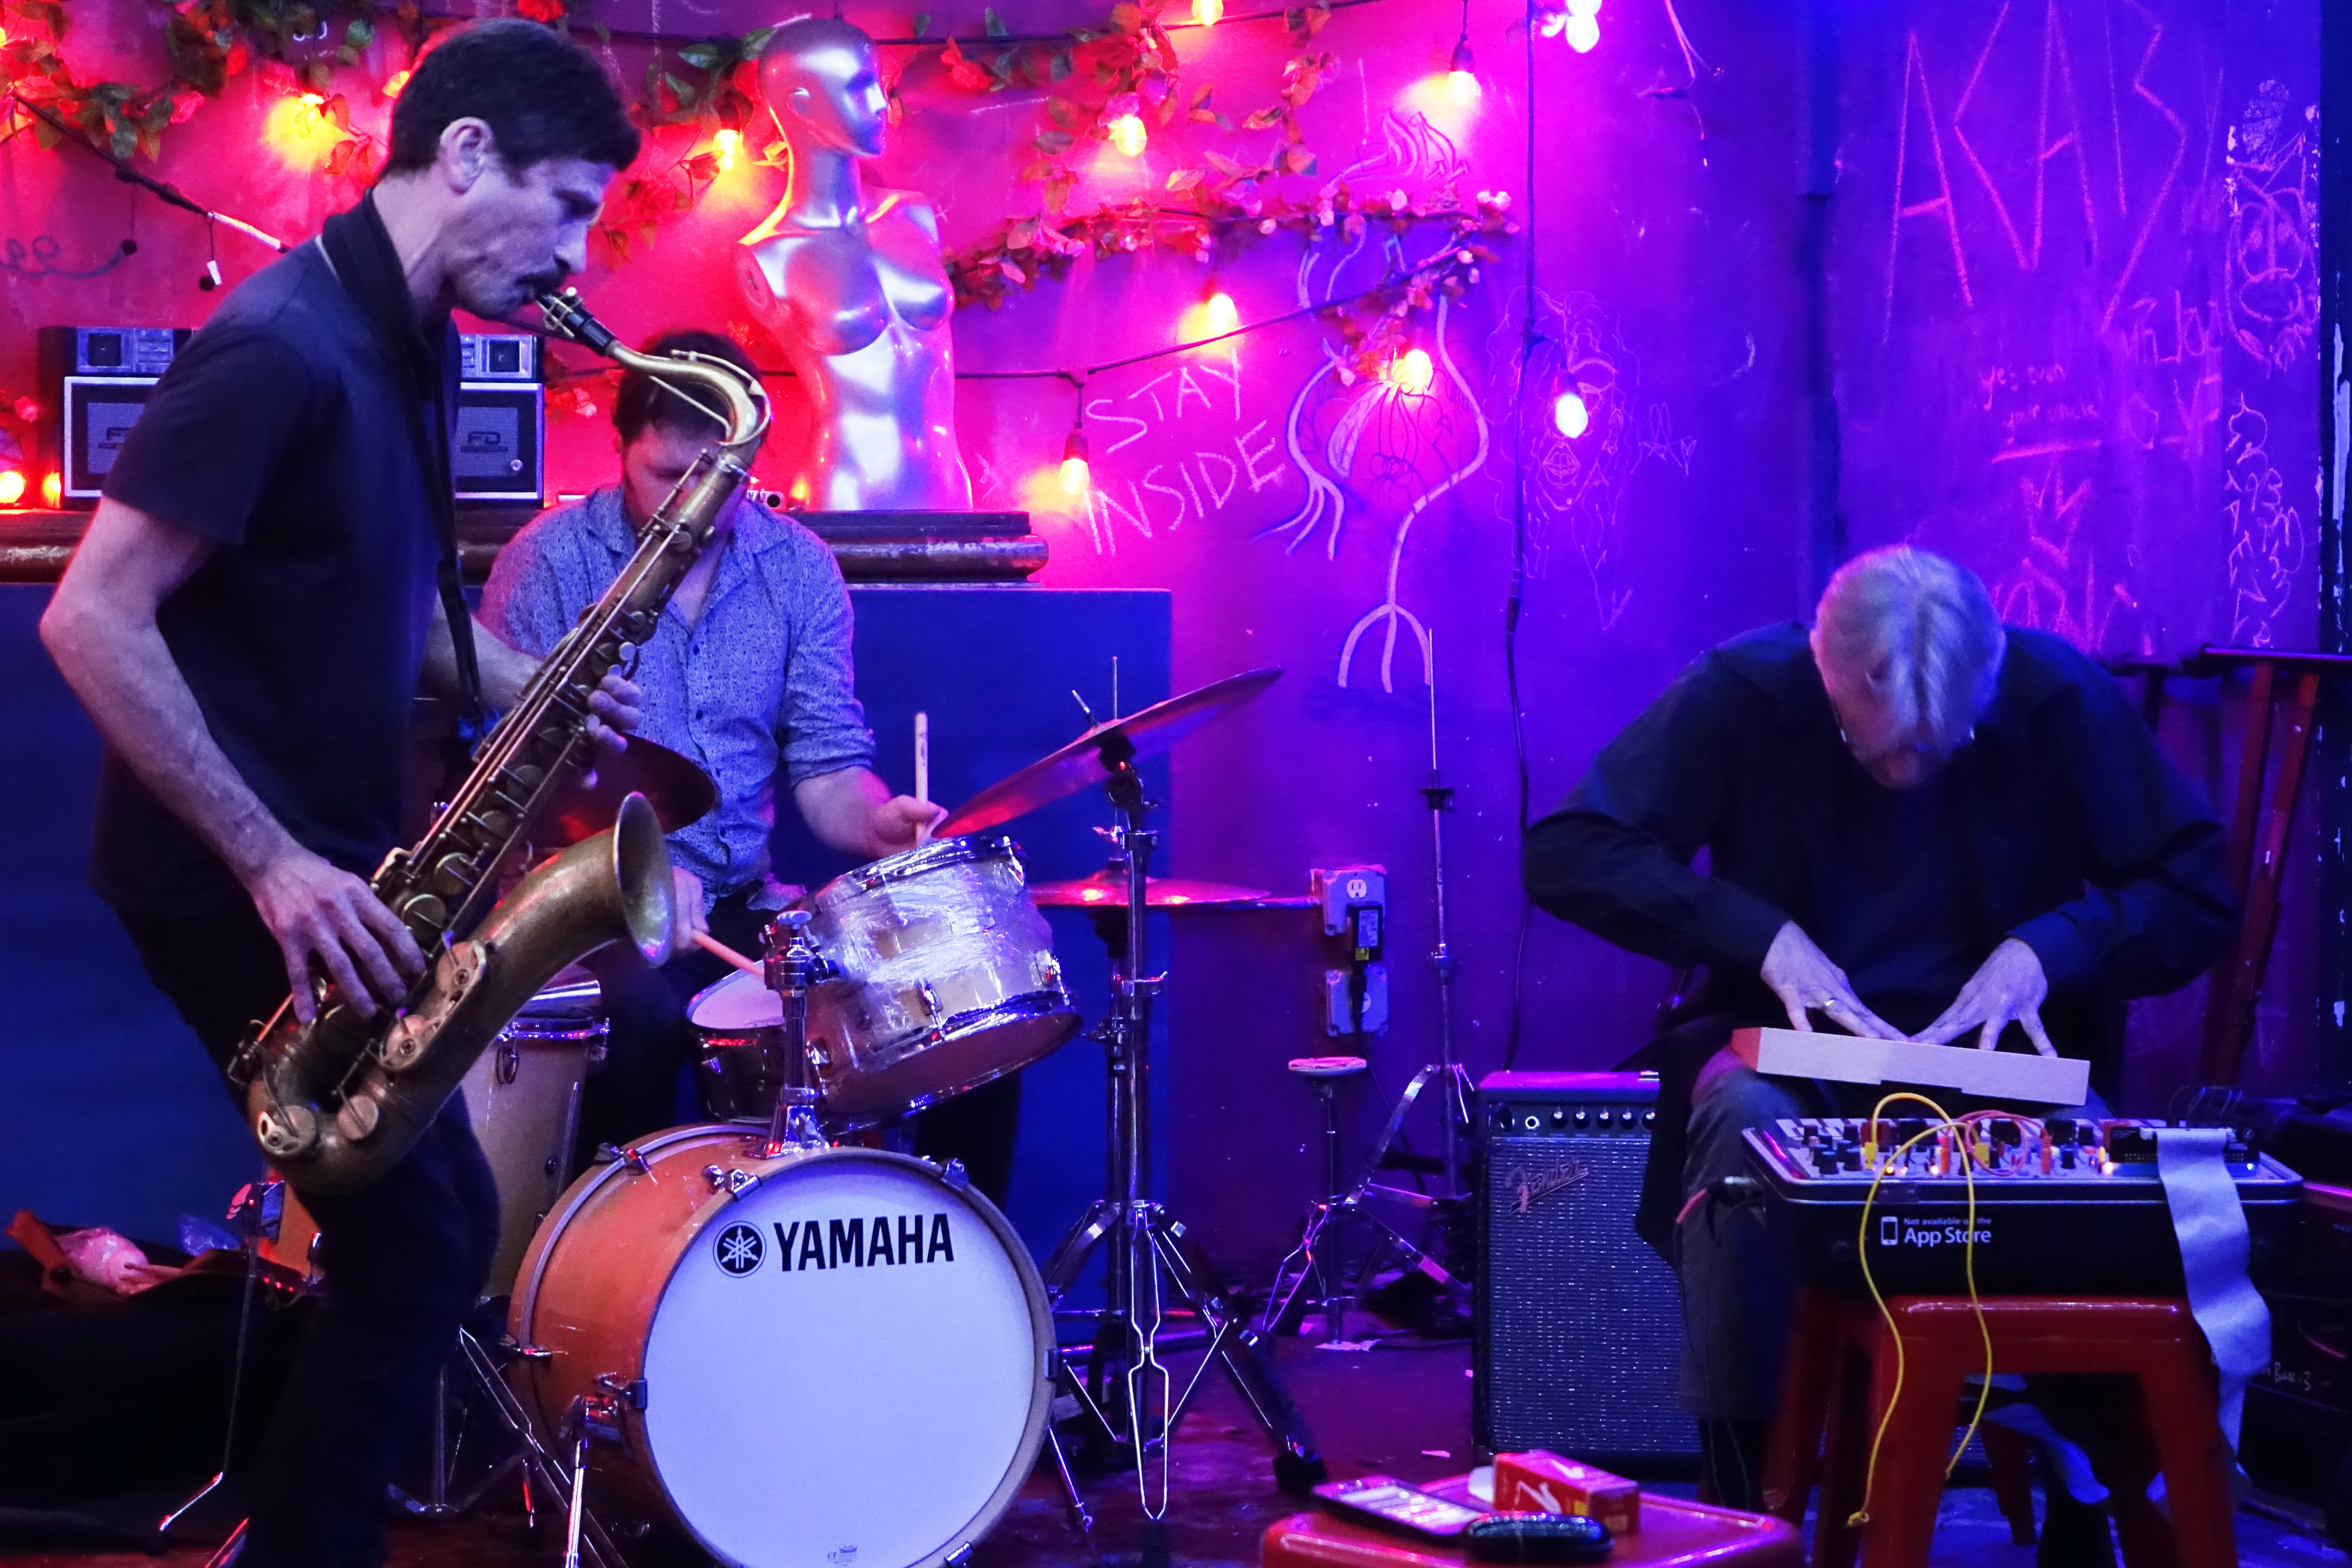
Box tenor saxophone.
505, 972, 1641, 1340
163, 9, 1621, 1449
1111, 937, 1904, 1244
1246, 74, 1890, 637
232, 291, 772, 1193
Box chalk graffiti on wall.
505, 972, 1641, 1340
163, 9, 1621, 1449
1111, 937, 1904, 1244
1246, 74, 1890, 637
1488, 291, 1693, 635
2222, 396, 2305, 647
1075, 349, 1277, 555
1859, 0, 2319, 656
1978, 357, 2144, 651
1330, 294, 1491, 693
1883, 0, 2208, 337
2223, 83, 2318, 374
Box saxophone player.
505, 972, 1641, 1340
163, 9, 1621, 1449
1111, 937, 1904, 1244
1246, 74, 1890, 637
40, 24, 642, 1566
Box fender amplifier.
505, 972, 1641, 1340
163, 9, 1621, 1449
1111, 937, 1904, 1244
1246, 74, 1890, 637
1473, 1072, 1694, 1465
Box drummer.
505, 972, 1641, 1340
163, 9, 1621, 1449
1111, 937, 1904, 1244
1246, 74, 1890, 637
482, 330, 1008, 1184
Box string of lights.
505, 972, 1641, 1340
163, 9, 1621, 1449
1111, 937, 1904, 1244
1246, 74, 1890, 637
527, 0, 1393, 52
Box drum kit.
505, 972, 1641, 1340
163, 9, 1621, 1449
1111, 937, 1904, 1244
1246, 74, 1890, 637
236, 662, 1325, 1568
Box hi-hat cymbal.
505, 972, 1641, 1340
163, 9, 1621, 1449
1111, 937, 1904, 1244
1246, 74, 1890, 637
937, 666, 1282, 837
537, 735, 717, 845
1032, 869, 1275, 910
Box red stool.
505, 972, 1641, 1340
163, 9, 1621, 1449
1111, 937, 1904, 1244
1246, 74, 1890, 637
1762, 1290, 2237, 1568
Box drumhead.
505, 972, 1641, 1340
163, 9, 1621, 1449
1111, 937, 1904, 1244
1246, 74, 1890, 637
640, 1151, 1048, 1568
823, 833, 1021, 896
688, 967, 784, 1031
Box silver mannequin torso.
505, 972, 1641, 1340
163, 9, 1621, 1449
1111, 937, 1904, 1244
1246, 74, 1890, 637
738, 191, 974, 511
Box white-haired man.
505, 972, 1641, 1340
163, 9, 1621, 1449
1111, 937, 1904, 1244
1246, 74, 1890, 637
1522, 547, 2235, 1515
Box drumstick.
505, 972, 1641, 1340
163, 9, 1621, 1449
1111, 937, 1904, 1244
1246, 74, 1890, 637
914, 711, 933, 845
692, 929, 765, 979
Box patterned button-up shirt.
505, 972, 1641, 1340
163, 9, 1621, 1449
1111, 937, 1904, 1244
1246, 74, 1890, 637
481, 487, 875, 910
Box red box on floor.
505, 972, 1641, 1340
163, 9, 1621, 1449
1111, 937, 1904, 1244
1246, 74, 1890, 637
1493, 1451, 1640, 1534
1263, 1475, 1801, 1568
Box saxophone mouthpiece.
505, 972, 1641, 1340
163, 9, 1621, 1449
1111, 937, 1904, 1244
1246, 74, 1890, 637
537, 289, 619, 356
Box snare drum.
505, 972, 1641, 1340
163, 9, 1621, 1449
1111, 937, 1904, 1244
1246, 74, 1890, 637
509, 1126, 1051, 1568
689, 835, 1078, 1126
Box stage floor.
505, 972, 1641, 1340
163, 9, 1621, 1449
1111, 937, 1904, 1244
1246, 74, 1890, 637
0, 1336, 2340, 1566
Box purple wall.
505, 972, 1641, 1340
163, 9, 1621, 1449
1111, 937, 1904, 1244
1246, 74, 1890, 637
0, 0, 2324, 1256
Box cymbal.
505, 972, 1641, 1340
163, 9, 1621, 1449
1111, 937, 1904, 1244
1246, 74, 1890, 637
1032, 869, 1275, 910
937, 666, 1282, 837
537, 735, 717, 845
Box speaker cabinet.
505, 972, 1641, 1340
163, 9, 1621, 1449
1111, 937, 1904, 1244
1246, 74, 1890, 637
1474, 1071, 1695, 1465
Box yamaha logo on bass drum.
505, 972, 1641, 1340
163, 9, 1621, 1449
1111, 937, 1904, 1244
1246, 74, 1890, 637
715, 1212, 959, 1276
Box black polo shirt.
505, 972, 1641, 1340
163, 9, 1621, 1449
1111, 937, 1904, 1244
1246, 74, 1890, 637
91, 230, 444, 915
1522, 622, 2238, 1050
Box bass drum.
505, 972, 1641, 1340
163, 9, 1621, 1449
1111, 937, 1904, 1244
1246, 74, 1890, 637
508, 1126, 1051, 1568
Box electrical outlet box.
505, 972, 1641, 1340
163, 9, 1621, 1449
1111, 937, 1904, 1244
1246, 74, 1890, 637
1310, 865, 1386, 937
1324, 964, 1390, 1036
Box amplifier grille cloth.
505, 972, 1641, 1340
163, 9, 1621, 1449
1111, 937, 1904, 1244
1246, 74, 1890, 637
1476, 1131, 1694, 1459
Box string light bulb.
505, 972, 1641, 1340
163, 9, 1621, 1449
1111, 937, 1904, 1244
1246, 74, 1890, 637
1202, 291, 1238, 336
1385, 347, 1436, 395
382, 67, 411, 98
1106, 113, 1148, 158
1559, 0, 1602, 52
1192, 0, 1222, 23
713, 126, 740, 171
41, 471, 62, 508
1059, 424, 1092, 496
1553, 391, 1590, 438
1444, 38, 1480, 104
0, 470, 23, 506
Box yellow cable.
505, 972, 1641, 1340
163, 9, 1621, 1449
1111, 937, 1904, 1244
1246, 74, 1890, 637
1841, 1092, 2005, 1532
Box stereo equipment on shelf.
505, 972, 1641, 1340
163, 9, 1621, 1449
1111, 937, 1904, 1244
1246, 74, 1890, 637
37, 327, 192, 509
454, 333, 544, 504
1473, 1071, 1695, 1467
34, 326, 542, 509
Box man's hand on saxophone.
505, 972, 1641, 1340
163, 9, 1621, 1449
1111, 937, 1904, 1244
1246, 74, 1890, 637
429, 596, 646, 766
243, 840, 426, 1023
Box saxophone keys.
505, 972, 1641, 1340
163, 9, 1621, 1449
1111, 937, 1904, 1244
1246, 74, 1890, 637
380, 1013, 430, 1072
336, 1092, 382, 1142
398, 893, 447, 933
256, 1100, 321, 1159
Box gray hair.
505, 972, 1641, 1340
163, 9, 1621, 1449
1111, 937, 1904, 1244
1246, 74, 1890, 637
1813, 547, 2006, 751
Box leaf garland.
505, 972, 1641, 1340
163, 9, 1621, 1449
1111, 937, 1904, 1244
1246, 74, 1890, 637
595, 24, 772, 260
1, 0, 408, 163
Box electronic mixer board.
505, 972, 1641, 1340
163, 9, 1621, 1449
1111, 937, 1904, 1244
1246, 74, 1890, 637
1741, 1116, 2303, 1295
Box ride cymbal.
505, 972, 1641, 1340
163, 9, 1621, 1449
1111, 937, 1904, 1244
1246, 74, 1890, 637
537, 735, 717, 845
936, 666, 1281, 837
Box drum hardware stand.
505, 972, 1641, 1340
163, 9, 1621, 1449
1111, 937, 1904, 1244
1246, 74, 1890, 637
1378, 630, 1473, 1205
759, 911, 1097, 1533
1257, 649, 1473, 1340
165, 1177, 282, 1562
1038, 732, 1325, 1514
371, 1323, 634, 1565
448, 1326, 635, 1568
759, 909, 829, 1155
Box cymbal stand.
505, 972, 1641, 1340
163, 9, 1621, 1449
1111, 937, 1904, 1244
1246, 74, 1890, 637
1257, 645, 1472, 1338
1040, 733, 1325, 1513
1377, 627, 1473, 1203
